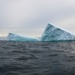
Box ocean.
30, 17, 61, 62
0, 41, 75, 75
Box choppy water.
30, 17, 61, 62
0, 41, 75, 75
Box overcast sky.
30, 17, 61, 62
0, 0, 75, 37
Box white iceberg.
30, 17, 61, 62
7, 33, 39, 42
41, 23, 75, 41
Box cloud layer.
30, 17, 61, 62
0, 0, 75, 36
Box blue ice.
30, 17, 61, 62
7, 23, 75, 42
41, 23, 75, 41
7, 33, 39, 42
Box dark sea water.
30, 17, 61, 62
0, 41, 75, 75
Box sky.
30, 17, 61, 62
0, 0, 75, 37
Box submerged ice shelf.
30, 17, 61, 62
7, 23, 75, 42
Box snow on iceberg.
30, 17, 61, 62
7, 33, 39, 42
41, 23, 75, 41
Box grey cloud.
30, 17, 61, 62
0, 0, 75, 36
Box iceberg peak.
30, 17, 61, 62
41, 23, 75, 41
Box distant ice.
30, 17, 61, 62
0, 37, 7, 40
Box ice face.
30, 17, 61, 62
41, 23, 75, 41
7, 33, 39, 42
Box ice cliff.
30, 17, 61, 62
7, 33, 39, 42
41, 23, 75, 41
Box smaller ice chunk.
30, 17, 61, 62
7, 33, 39, 42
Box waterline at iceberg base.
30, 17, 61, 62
7, 23, 75, 41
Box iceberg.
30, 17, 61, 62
41, 23, 75, 41
7, 23, 75, 42
7, 33, 39, 42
